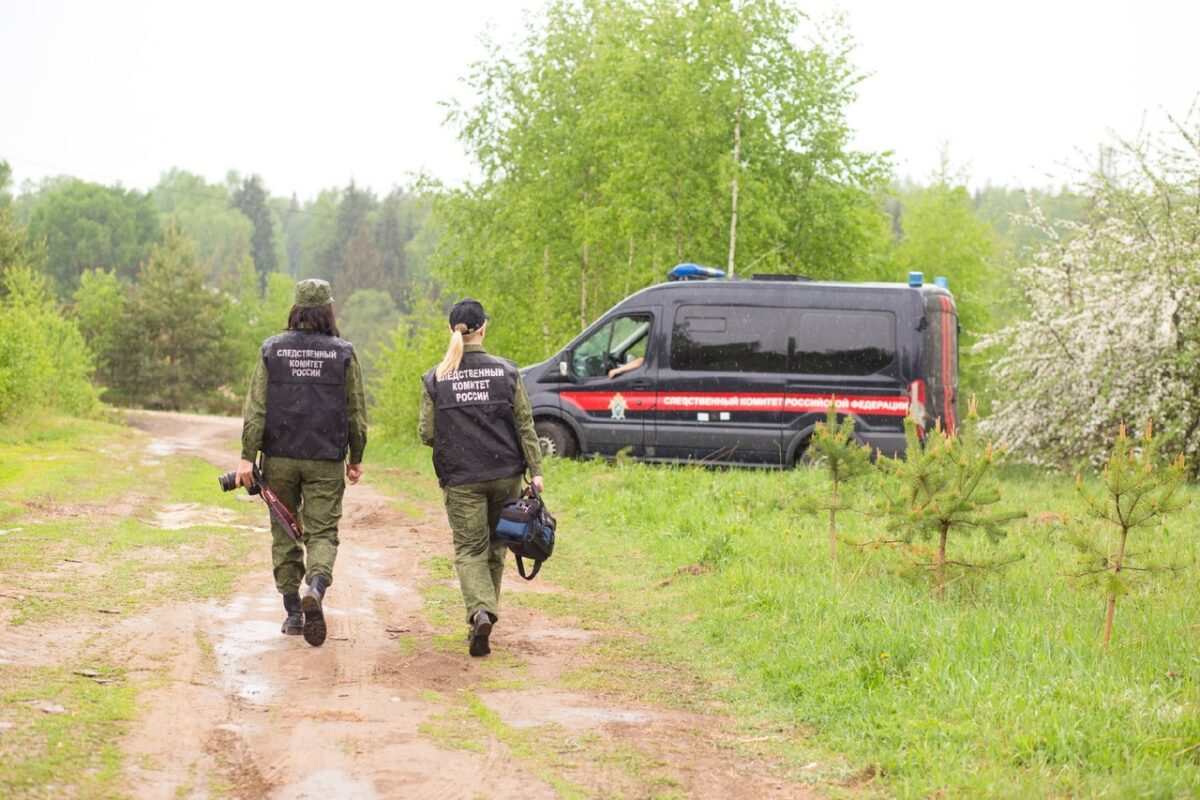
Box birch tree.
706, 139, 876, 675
435, 0, 891, 364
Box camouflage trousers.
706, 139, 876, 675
262, 456, 345, 595
442, 474, 523, 624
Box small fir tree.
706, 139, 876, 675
805, 402, 874, 563
1070, 422, 1188, 648
879, 397, 1024, 595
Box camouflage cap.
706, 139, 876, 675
294, 279, 333, 308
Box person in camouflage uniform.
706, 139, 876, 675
236, 278, 368, 647
419, 298, 543, 657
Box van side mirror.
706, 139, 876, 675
559, 360, 569, 377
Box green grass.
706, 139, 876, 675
0, 665, 137, 799
373, 439, 1200, 798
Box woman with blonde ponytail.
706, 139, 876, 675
419, 298, 544, 657
435, 322, 470, 379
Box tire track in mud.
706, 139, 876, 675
27, 411, 818, 799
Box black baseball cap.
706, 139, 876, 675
449, 297, 488, 333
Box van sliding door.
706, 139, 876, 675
651, 305, 786, 464
784, 308, 907, 458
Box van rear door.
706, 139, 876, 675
651, 304, 786, 464
922, 293, 959, 434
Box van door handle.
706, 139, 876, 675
628, 379, 652, 408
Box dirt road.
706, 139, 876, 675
12, 411, 816, 798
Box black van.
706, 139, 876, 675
522, 270, 958, 467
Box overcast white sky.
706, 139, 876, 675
2, 1, 1196, 199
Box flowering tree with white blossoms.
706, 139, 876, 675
981, 106, 1200, 472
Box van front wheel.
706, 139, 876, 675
535, 419, 577, 459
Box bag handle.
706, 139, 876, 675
514, 554, 543, 581
523, 477, 548, 510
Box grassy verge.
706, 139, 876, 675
0, 415, 263, 797
372, 438, 1200, 798
0, 665, 136, 799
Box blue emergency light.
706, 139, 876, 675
907, 271, 923, 287
668, 263, 726, 281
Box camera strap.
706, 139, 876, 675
261, 485, 303, 542
252, 461, 303, 542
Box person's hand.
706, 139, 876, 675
607, 367, 619, 378
236, 459, 256, 487
346, 462, 363, 485
531, 475, 544, 493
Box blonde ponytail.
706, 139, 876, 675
435, 323, 469, 379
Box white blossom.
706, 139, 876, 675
981, 107, 1200, 471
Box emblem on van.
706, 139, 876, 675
609, 392, 627, 420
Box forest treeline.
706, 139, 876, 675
1, 0, 1196, 472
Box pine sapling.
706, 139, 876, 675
879, 396, 1025, 595
805, 401, 874, 563
1071, 422, 1188, 648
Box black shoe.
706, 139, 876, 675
302, 575, 328, 647
468, 610, 493, 657
281, 592, 303, 636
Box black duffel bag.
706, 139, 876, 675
493, 481, 556, 580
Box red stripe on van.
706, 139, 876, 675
939, 295, 957, 435
560, 392, 909, 416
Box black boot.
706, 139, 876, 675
301, 575, 328, 647
468, 609, 493, 657
281, 592, 303, 635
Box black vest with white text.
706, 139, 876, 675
263, 331, 353, 460
423, 350, 524, 487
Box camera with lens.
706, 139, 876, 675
218, 463, 263, 495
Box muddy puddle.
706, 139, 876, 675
150, 503, 240, 530
479, 689, 658, 731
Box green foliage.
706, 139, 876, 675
878, 398, 1025, 594
293, 184, 429, 305
338, 288, 400, 394
94, 228, 236, 410
151, 168, 254, 284
25, 178, 160, 294
230, 174, 279, 276
222, 261, 293, 401
0, 202, 42, 294
438, 0, 892, 364
803, 402, 873, 562
1070, 422, 1189, 647
371, 295, 452, 442
72, 268, 126, 388
0, 160, 11, 206
0, 266, 99, 422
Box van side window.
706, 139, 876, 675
790, 310, 896, 375
571, 314, 652, 379
671, 305, 789, 373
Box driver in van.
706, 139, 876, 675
607, 356, 644, 379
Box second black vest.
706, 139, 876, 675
262, 331, 353, 460
423, 350, 524, 487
